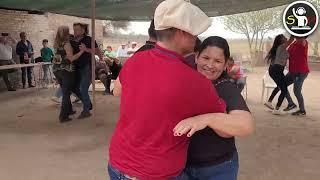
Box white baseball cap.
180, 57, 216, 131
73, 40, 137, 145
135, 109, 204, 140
154, 0, 211, 36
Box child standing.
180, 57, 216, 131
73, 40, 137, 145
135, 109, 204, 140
40, 39, 54, 86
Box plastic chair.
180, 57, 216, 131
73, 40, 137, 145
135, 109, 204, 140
261, 70, 277, 103
242, 76, 248, 100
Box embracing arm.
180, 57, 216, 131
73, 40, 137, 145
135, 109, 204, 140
64, 42, 84, 62
173, 110, 254, 138
174, 81, 254, 138
284, 35, 295, 49
81, 41, 104, 60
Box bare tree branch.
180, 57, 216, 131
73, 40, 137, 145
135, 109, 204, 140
223, 7, 282, 52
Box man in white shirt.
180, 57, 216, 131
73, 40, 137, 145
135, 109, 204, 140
127, 41, 138, 57
0, 34, 17, 91
116, 44, 128, 58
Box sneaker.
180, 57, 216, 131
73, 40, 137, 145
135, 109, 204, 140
283, 104, 297, 112
264, 102, 274, 110
51, 96, 61, 104
8, 87, 16, 91
292, 110, 306, 116
77, 111, 92, 119
272, 108, 284, 115
28, 84, 35, 88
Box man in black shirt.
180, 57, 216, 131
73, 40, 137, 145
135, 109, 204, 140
73, 23, 103, 119
135, 19, 157, 54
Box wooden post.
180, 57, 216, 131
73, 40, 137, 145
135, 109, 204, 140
91, 0, 96, 122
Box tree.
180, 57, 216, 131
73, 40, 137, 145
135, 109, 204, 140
223, 7, 282, 53
103, 20, 129, 36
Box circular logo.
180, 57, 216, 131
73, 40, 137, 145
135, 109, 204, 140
282, 1, 319, 37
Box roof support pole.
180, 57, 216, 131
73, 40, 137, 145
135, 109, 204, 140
91, 0, 96, 122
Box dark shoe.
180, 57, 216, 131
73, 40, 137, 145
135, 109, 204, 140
29, 84, 35, 88
8, 87, 16, 91
22, 84, 26, 89
292, 110, 306, 116
103, 90, 112, 95
283, 104, 297, 111
89, 103, 93, 110
77, 111, 92, 119
59, 117, 72, 123
69, 110, 77, 115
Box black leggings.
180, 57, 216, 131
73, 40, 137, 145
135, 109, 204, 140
268, 64, 288, 108
268, 72, 295, 105
54, 70, 81, 119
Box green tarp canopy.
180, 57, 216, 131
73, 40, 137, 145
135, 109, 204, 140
0, 0, 294, 20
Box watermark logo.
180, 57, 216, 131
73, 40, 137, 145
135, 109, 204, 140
283, 1, 319, 37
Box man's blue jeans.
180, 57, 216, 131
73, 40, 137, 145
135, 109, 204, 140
108, 164, 188, 180
77, 64, 92, 112
108, 164, 134, 180
181, 152, 239, 180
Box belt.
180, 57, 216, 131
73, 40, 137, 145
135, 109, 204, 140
123, 174, 139, 180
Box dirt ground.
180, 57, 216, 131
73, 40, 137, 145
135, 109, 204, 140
0, 67, 319, 180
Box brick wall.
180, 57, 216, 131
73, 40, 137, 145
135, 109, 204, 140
0, 9, 103, 90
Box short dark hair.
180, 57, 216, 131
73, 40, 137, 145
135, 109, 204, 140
42, 39, 48, 43
229, 57, 235, 63
155, 28, 177, 41
20, 32, 26, 38
148, 19, 157, 40
198, 36, 230, 61
73, 23, 89, 35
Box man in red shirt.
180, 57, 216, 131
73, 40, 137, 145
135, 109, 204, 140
288, 36, 309, 116
108, 0, 226, 179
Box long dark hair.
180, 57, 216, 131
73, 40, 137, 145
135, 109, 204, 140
197, 36, 230, 60
265, 34, 285, 64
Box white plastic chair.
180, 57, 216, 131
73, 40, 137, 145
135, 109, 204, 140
261, 70, 277, 103
242, 75, 248, 100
